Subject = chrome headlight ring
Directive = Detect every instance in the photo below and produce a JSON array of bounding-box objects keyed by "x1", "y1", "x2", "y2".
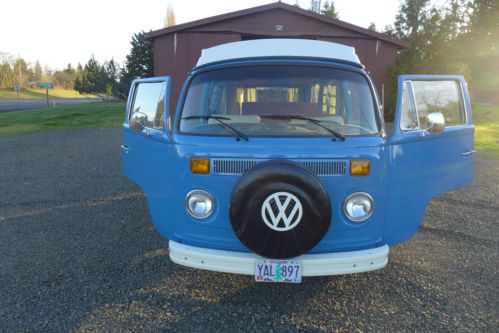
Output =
[
  {"x1": 186, "y1": 189, "x2": 215, "y2": 219},
  {"x1": 343, "y1": 192, "x2": 374, "y2": 222}
]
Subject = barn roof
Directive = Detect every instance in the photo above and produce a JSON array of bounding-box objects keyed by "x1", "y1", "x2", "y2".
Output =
[
  {"x1": 146, "y1": 2, "x2": 409, "y2": 49},
  {"x1": 196, "y1": 39, "x2": 361, "y2": 67}
]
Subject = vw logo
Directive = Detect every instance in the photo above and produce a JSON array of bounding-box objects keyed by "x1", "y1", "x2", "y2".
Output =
[{"x1": 261, "y1": 192, "x2": 303, "y2": 232}]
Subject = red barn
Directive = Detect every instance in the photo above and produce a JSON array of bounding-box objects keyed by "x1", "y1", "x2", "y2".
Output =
[{"x1": 147, "y1": 2, "x2": 409, "y2": 112}]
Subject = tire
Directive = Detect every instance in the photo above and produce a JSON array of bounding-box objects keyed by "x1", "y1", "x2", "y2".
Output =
[{"x1": 229, "y1": 160, "x2": 332, "y2": 259}]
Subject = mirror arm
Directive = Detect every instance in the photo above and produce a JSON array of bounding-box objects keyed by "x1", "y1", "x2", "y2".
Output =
[
  {"x1": 138, "y1": 122, "x2": 151, "y2": 136},
  {"x1": 421, "y1": 123, "x2": 435, "y2": 138},
  {"x1": 130, "y1": 111, "x2": 151, "y2": 135}
]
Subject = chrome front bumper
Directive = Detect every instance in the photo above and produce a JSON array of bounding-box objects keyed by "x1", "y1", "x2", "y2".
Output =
[{"x1": 169, "y1": 241, "x2": 389, "y2": 276}]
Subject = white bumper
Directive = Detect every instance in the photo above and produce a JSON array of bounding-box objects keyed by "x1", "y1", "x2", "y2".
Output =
[{"x1": 169, "y1": 241, "x2": 389, "y2": 276}]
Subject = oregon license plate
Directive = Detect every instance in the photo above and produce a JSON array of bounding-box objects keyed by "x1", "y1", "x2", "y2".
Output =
[{"x1": 255, "y1": 259, "x2": 302, "y2": 283}]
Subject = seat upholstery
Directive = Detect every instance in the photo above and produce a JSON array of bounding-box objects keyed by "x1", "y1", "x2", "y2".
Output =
[{"x1": 242, "y1": 102, "x2": 321, "y2": 117}]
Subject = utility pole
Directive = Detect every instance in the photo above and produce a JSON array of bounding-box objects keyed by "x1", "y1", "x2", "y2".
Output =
[
  {"x1": 18, "y1": 54, "x2": 22, "y2": 90},
  {"x1": 311, "y1": 0, "x2": 322, "y2": 13}
]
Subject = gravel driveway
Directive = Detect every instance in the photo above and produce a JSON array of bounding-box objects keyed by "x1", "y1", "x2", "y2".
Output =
[{"x1": 0, "y1": 128, "x2": 497, "y2": 332}]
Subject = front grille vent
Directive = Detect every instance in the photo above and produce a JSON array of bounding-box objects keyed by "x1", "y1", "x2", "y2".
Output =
[{"x1": 211, "y1": 158, "x2": 347, "y2": 176}]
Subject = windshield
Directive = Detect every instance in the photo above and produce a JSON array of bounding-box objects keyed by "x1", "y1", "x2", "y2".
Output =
[{"x1": 179, "y1": 65, "x2": 380, "y2": 137}]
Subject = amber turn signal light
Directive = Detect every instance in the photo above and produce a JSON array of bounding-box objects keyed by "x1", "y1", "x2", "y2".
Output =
[
  {"x1": 190, "y1": 158, "x2": 210, "y2": 174},
  {"x1": 350, "y1": 160, "x2": 370, "y2": 176}
]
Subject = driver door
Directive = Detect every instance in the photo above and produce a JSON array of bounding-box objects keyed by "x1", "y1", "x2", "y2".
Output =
[
  {"x1": 122, "y1": 77, "x2": 173, "y2": 195},
  {"x1": 384, "y1": 75, "x2": 475, "y2": 244}
]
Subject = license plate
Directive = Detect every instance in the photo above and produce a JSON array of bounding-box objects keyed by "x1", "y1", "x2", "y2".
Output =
[{"x1": 255, "y1": 259, "x2": 302, "y2": 283}]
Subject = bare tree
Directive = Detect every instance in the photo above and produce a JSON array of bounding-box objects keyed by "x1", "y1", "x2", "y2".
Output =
[{"x1": 164, "y1": 3, "x2": 176, "y2": 28}]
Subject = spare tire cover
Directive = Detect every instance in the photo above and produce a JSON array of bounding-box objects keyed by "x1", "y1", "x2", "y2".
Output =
[{"x1": 230, "y1": 160, "x2": 332, "y2": 259}]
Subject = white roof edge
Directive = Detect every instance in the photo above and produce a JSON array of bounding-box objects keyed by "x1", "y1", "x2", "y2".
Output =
[{"x1": 196, "y1": 39, "x2": 361, "y2": 67}]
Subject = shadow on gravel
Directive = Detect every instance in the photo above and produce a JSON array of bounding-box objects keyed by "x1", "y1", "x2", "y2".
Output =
[
  {"x1": 418, "y1": 224, "x2": 497, "y2": 247},
  {"x1": 75, "y1": 257, "x2": 482, "y2": 332},
  {"x1": 0, "y1": 195, "x2": 174, "y2": 332}
]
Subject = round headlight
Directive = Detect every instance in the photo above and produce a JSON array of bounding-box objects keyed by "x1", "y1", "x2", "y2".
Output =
[
  {"x1": 344, "y1": 192, "x2": 374, "y2": 222},
  {"x1": 186, "y1": 190, "x2": 215, "y2": 218}
]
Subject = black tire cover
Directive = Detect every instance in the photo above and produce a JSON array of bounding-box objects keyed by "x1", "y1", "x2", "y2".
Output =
[{"x1": 230, "y1": 160, "x2": 332, "y2": 259}]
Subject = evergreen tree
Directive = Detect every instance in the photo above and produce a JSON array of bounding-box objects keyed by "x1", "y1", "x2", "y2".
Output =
[
  {"x1": 74, "y1": 77, "x2": 81, "y2": 92},
  {"x1": 33, "y1": 61, "x2": 43, "y2": 82},
  {"x1": 80, "y1": 72, "x2": 89, "y2": 93},
  {"x1": 393, "y1": 0, "x2": 430, "y2": 40},
  {"x1": 63, "y1": 63, "x2": 75, "y2": 77},
  {"x1": 74, "y1": 57, "x2": 122, "y2": 95},
  {"x1": 321, "y1": 1, "x2": 339, "y2": 19},
  {"x1": 368, "y1": 22, "x2": 377, "y2": 31},
  {"x1": 461, "y1": 0, "x2": 499, "y2": 87},
  {"x1": 384, "y1": 0, "x2": 472, "y2": 120},
  {"x1": 119, "y1": 31, "x2": 154, "y2": 96},
  {"x1": 467, "y1": 0, "x2": 498, "y2": 45},
  {"x1": 104, "y1": 58, "x2": 120, "y2": 92},
  {"x1": 75, "y1": 63, "x2": 84, "y2": 87},
  {"x1": 83, "y1": 56, "x2": 106, "y2": 93}
]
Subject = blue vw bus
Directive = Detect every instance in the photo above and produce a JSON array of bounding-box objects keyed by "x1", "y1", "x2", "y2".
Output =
[{"x1": 122, "y1": 39, "x2": 474, "y2": 282}]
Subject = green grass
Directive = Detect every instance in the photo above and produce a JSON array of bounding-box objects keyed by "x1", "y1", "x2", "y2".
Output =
[
  {"x1": 0, "y1": 88, "x2": 98, "y2": 100},
  {"x1": 0, "y1": 102, "x2": 496, "y2": 156},
  {"x1": 0, "y1": 102, "x2": 125, "y2": 136},
  {"x1": 473, "y1": 104, "x2": 499, "y2": 156}
]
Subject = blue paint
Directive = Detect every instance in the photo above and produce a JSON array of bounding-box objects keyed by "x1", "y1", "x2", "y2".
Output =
[
  {"x1": 384, "y1": 75, "x2": 474, "y2": 243},
  {"x1": 122, "y1": 60, "x2": 474, "y2": 254}
]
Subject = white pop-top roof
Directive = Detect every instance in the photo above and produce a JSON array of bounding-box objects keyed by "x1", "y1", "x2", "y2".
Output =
[{"x1": 196, "y1": 39, "x2": 361, "y2": 67}]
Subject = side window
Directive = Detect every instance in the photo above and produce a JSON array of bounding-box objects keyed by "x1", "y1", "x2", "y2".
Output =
[
  {"x1": 400, "y1": 81, "x2": 418, "y2": 130},
  {"x1": 130, "y1": 82, "x2": 166, "y2": 129},
  {"x1": 401, "y1": 80, "x2": 465, "y2": 131}
]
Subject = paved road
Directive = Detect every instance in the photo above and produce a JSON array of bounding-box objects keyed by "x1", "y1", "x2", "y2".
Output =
[
  {"x1": 0, "y1": 128, "x2": 497, "y2": 332},
  {"x1": 0, "y1": 98, "x2": 103, "y2": 112}
]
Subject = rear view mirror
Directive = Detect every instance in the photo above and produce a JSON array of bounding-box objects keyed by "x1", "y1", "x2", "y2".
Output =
[
  {"x1": 424, "y1": 112, "x2": 445, "y2": 136},
  {"x1": 130, "y1": 112, "x2": 148, "y2": 133}
]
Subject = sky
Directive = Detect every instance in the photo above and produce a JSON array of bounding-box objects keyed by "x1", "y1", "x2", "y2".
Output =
[{"x1": 0, "y1": 0, "x2": 400, "y2": 70}]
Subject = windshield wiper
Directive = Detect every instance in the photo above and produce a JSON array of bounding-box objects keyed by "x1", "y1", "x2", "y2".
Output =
[
  {"x1": 182, "y1": 115, "x2": 249, "y2": 141},
  {"x1": 260, "y1": 115, "x2": 346, "y2": 141}
]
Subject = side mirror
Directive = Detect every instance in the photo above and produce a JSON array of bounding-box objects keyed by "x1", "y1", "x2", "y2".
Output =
[
  {"x1": 130, "y1": 112, "x2": 148, "y2": 133},
  {"x1": 424, "y1": 112, "x2": 445, "y2": 136}
]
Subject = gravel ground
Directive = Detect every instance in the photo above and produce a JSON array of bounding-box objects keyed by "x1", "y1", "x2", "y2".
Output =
[{"x1": 0, "y1": 128, "x2": 497, "y2": 332}]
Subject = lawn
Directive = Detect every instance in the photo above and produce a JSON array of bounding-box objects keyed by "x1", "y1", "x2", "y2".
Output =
[
  {"x1": 473, "y1": 104, "x2": 499, "y2": 156},
  {"x1": 0, "y1": 102, "x2": 125, "y2": 136},
  {"x1": 0, "y1": 103, "x2": 496, "y2": 157},
  {"x1": 0, "y1": 88, "x2": 98, "y2": 100}
]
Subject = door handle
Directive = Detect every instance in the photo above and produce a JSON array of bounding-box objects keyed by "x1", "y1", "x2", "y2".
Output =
[
  {"x1": 461, "y1": 150, "x2": 476, "y2": 156},
  {"x1": 120, "y1": 145, "x2": 130, "y2": 153}
]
